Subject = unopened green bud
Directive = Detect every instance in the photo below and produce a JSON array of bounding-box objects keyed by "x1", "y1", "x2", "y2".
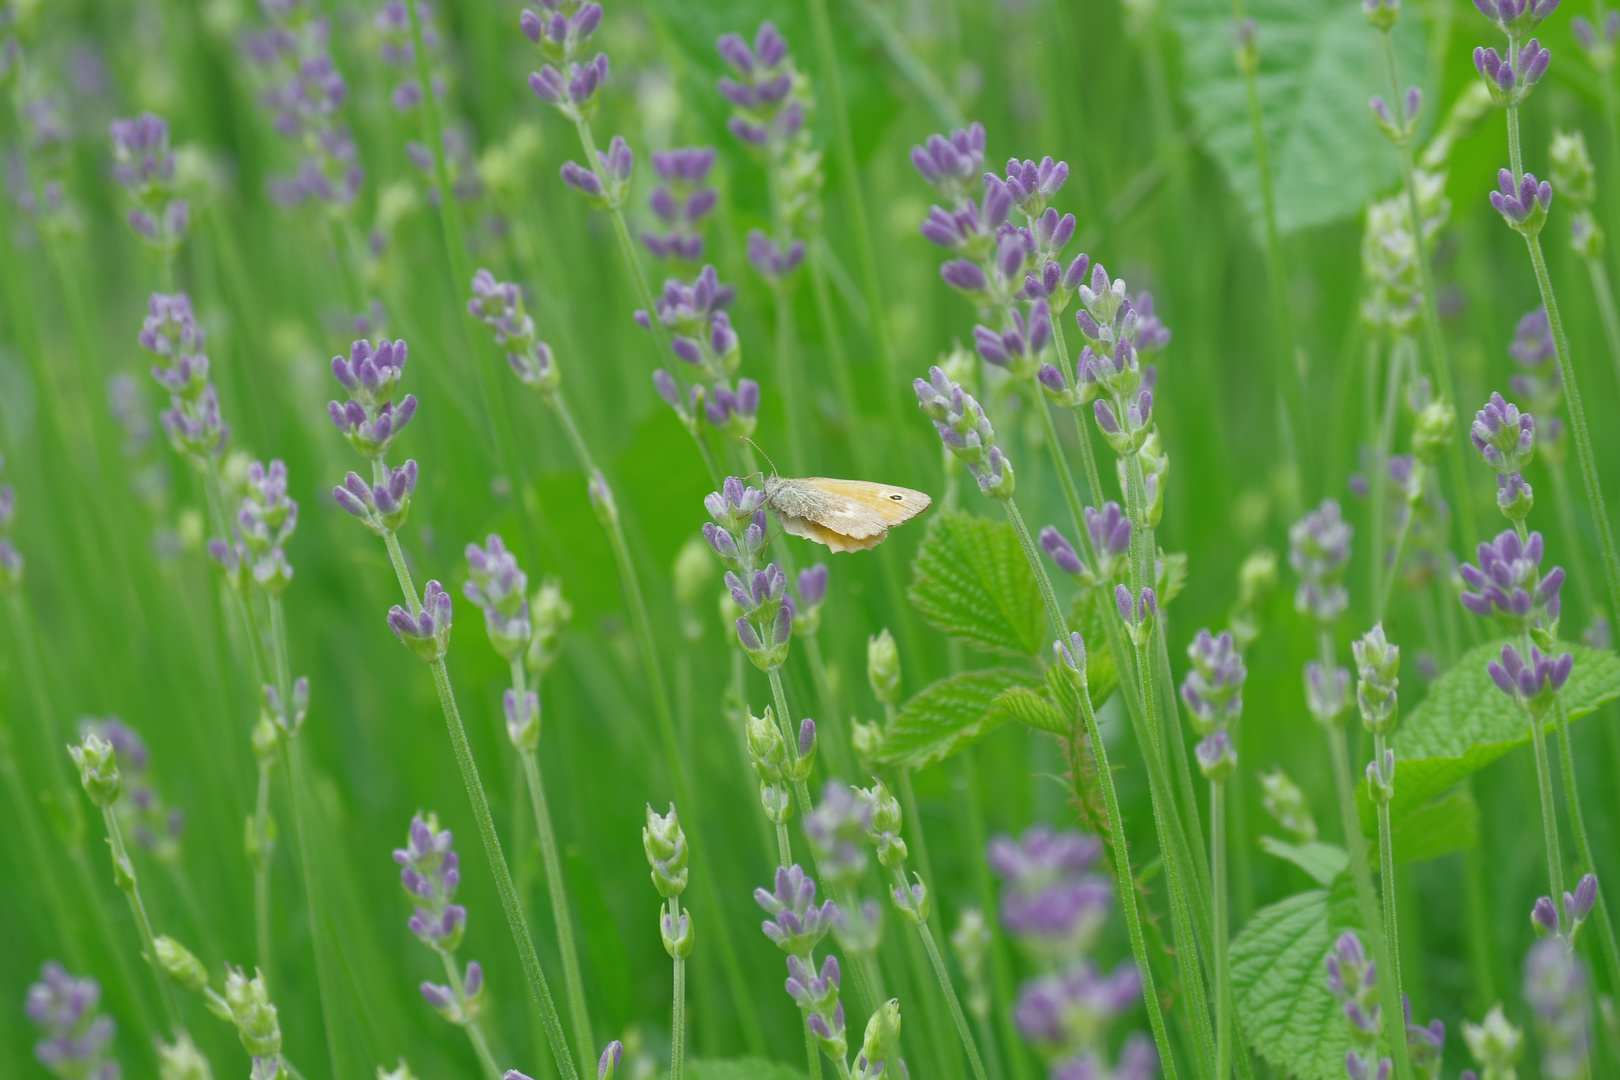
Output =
[
  {"x1": 155, "y1": 935, "x2": 209, "y2": 993},
  {"x1": 660, "y1": 908, "x2": 694, "y2": 958},
  {"x1": 1461, "y1": 1003, "x2": 1523, "y2": 1079},
  {"x1": 1412, "y1": 400, "x2": 1454, "y2": 467},
  {"x1": 1550, "y1": 130, "x2": 1597, "y2": 209},
  {"x1": 867, "y1": 629, "x2": 902, "y2": 704},
  {"x1": 1572, "y1": 210, "x2": 1606, "y2": 260},
  {"x1": 69, "y1": 733, "x2": 121, "y2": 807},
  {"x1": 1352, "y1": 623, "x2": 1401, "y2": 736},
  {"x1": 158, "y1": 1034, "x2": 214, "y2": 1080},
  {"x1": 643, "y1": 803, "x2": 689, "y2": 898},
  {"x1": 851, "y1": 720, "x2": 884, "y2": 771},
  {"x1": 854, "y1": 999, "x2": 904, "y2": 1080},
  {"x1": 1259, "y1": 767, "x2": 1318, "y2": 844},
  {"x1": 222, "y1": 966, "x2": 281, "y2": 1058},
  {"x1": 673, "y1": 536, "x2": 714, "y2": 640},
  {"x1": 1363, "y1": 0, "x2": 1400, "y2": 30},
  {"x1": 950, "y1": 909, "x2": 992, "y2": 1020},
  {"x1": 526, "y1": 579, "x2": 572, "y2": 676},
  {"x1": 747, "y1": 708, "x2": 789, "y2": 783},
  {"x1": 377, "y1": 1059, "x2": 418, "y2": 1080}
]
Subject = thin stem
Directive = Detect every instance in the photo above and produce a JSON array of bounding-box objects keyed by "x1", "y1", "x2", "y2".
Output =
[
  {"x1": 441, "y1": 949, "x2": 504, "y2": 1080},
  {"x1": 669, "y1": 895, "x2": 687, "y2": 1080},
  {"x1": 101, "y1": 804, "x2": 186, "y2": 1034},
  {"x1": 1048, "y1": 319, "x2": 1106, "y2": 506},
  {"x1": 6, "y1": 592, "x2": 85, "y2": 850},
  {"x1": 1001, "y1": 498, "x2": 1067, "y2": 645},
  {"x1": 281, "y1": 737, "x2": 346, "y2": 1080},
  {"x1": 1551, "y1": 694, "x2": 1620, "y2": 997},
  {"x1": 1373, "y1": 731, "x2": 1409, "y2": 1073},
  {"x1": 806, "y1": 246, "x2": 868, "y2": 472},
  {"x1": 889, "y1": 865, "x2": 991, "y2": 1080},
  {"x1": 374, "y1": 503, "x2": 579, "y2": 1080},
  {"x1": 1583, "y1": 256, "x2": 1620, "y2": 395},
  {"x1": 1377, "y1": 497, "x2": 1417, "y2": 623},
  {"x1": 1369, "y1": 336, "x2": 1406, "y2": 620},
  {"x1": 1212, "y1": 781, "x2": 1231, "y2": 1080},
  {"x1": 1074, "y1": 682, "x2": 1180, "y2": 1078},
  {"x1": 516, "y1": 654, "x2": 593, "y2": 1077},
  {"x1": 801, "y1": 634, "x2": 853, "y2": 778},
  {"x1": 253, "y1": 760, "x2": 275, "y2": 986},
  {"x1": 1033, "y1": 391, "x2": 1089, "y2": 540},
  {"x1": 1319, "y1": 633, "x2": 1414, "y2": 1080},
  {"x1": 1375, "y1": 26, "x2": 1479, "y2": 554}
]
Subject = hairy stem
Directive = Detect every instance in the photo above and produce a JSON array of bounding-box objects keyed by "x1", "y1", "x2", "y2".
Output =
[
  {"x1": 440, "y1": 948, "x2": 503, "y2": 1080},
  {"x1": 1212, "y1": 781, "x2": 1231, "y2": 1080},
  {"x1": 101, "y1": 804, "x2": 186, "y2": 1034}
]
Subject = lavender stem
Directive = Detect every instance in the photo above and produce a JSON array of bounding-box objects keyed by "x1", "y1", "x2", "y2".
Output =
[
  {"x1": 1211, "y1": 780, "x2": 1231, "y2": 1080},
  {"x1": 440, "y1": 947, "x2": 503, "y2": 1080},
  {"x1": 280, "y1": 729, "x2": 345, "y2": 1080},
  {"x1": 1581, "y1": 256, "x2": 1620, "y2": 392},
  {"x1": 99, "y1": 800, "x2": 186, "y2": 1034},
  {"x1": 669, "y1": 894, "x2": 687, "y2": 1080}
]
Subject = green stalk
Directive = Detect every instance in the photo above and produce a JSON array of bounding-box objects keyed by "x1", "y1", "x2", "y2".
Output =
[
  {"x1": 439, "y1": 948, "x2": 504, "y2": 1080},
  {"x1": 0, "y1": 715, "x2": 87, "y2": 968},
  {"x1": 280, "y1": 734, "x2": 346, "y2": 1080},
  {"x1": 1317, "y1": 630, "x2": 1413, "y2": 1080},
  {"x1": 375, "y1": 527, "x2": 581, "y2": 1080},
  {"x1": 1372, "y1": 731, "x2": 1408, "y2": 1066},
  {"x1": 1376, "y1": 494, "x2": 1417, "y2": 623},
  {"x1": 1550, "y1": 693, "x2": 1620, "y2": 999},
  {"x1": 1582, "y1": 255, "x2": 1620, "y2": 393},
  {"x1": 1374, "y1": 26, "x2": 1480, "y2": 553},
  {"x1": 804, "y1": 0, "x2": 908, "y2": 446},
  {"x1": 886, "y1": 864, "x2": 992, "y2": 1080},
  {"x1": 1369, "y1": 336, "x2": 1407, "y2": 622},
  {"x1": 511, "y1": 657, "x2": 594, "y2": 1077},
  {"x1": 1074, "y1": 680, "x2": 1181, "y2": 1078},
  {"x1": 1048, "y1": 316, "x2": 1107, "y2": 506},
  {"x1": 252, "y1": 758, "x2": 275, "y2": 989},
  {"x1": 1231, "y1": 0, "x2": 1306, "y2": 486},
  {"x1": 669, "y1": 895, "x2": 687, "y2": 1080},
  {"x1": 1000, "y1": 498, "x2": 1067, "y2": 645},
  {"x1": 1508, "y1": 103, "x2": 1620, "y2": 637},
  {"x1": 100, "y1": 802, "x2": 186, "y2": 1034},
  {"x1": 1211, "y1": 781, "x2": 1231, "y2": 1080},
  {"x1": 541, "y1": 395, "x2": 768, "y2": 1052}
]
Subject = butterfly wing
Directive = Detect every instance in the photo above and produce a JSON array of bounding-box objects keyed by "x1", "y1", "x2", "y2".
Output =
[{"x1": 768, "y1": 477, "x2": 932, "y2": 552}]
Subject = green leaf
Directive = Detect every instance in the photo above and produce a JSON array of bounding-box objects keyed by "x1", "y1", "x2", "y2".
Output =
[
  {"x1": 876, "y1": 668, "x2": 1043, "y2": 769},
  {"x1": 1231, "y1": 883, "x2": 1364, "y2": 1080},
  {"x1": 1354, "y1": 641, "x2": 1620, "y2": 830},
  {"x1": 1159, "y1": 551, "x2": 1189, "y2": 608},
  {"x1": 1385, "y1": 790, "x2": 1479, "y2": 867},
  {"x1": 1257, "y1": 837, "x2": 1348, "y2": 886},
  {"x1": 1167, "y1": 0, "x2": 1430, "y2": 234},
  {"x1": 908, "y1": 510, "x2": 1046, "y2": 657},
  {"x1": 993, "y1": 684, "x2": 1069, "y2": 736}
]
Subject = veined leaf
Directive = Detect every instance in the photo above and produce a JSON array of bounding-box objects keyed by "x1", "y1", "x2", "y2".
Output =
[
  {"x1": 1167, "y1": 0, "x2": 1430, "y2": 234},
  {"x1": 908, "y1": 510, "x2": 1047, "y2": 657},
  {"x1": 876, "y1": 668, "x2": 1042, "y2": 769},
  {"x1": 1231, "y1": 880, "x2": 1366, "y2": 1080},
  {"x1": 1258, "y1": 837, "x2": 1347, "y2": 886},
  {"x1": 1354, "y1": 642, "x2": 1620, "y2": 831},
  {"x1": 993, "y1": 684, "x2": 1069, "y2": 736}
]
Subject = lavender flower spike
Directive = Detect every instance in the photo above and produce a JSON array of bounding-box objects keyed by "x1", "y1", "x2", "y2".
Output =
[
  {"x1": 755, "y1": 864, "x2": 836, "y2": 957},
  {"x1": 388, "y1": 580, "x2": 454, "y2": 662},
  {"x1": 27, "y1": 962, "x2": 119, "y2": 1080},
  {"x1": 1490, "y1": 168, "x2": 1553, "y2": 235},
  {"x1": 1486, "y1": 642, "x2": 1573, "y2": 716}
]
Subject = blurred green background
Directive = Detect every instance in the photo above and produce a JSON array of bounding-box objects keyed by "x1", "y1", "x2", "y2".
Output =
[{"x1": 3, "y1": 0, "x2": 1620, "y2": 1076}]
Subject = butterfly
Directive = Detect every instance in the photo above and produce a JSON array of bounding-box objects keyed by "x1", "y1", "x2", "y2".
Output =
[{"x1": 763, "y1": 475, "x2": 933, "y2": 553}]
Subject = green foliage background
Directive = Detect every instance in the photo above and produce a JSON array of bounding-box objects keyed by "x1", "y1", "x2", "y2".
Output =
[{"x1": 3, "y1": 0, "x2": 1620, "y2": 1077}]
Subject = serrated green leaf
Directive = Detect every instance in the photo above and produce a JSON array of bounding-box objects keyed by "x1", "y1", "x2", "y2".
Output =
[
  {"x1": 1231, "y1": 882, "x2": 1366, "y2": 1080},
  {"x1": 993, "y1": 684, "x2": 1069, "y2": 736},
  {"x1": 1167, "y1": 0, "x2": 1430, "y2": 234},
  {"x1": 1159, "y1": 551, "x2": 1189, "y2": 608},
  {"x1": 1354, "y1": 642, "x2": 1620, "y2": 832},
  {"x1": 1258, "y1": 837, "x2": 1348, "y2": 886},
  {"x1": 907, "y1": 510, "x2": 1047, "y2": 657},
  {"x1": 1384, "y1": 790, "x2": 1479, "y2": 867},
  {"x1": 876, "y1": 668, "x2": 1042, "y2": 769}
]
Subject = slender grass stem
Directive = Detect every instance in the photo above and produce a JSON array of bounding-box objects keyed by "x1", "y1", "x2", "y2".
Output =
[
  {"x1": 1048, "y1": 319, "x2": 1107, "y2": 506},
  {"x1": 1372, "y1": 731, "x2": 1408, "y2": 1068},
  {"x1": 1377, "y1": 496, "x2": 1417, "y2": 624},
  {"x1": 1000, "y1": 498, "x2": 1067, "y2": 645},
  {"x1": 374, "y1": 524, "x2": 580, "y2": 1080},
  {"x1": 1582, "y1": 256, "x2": 1620, "y2": 393},
  {"x1": 1375, "y1": 27, "x2": 1479, "y2": 553},
  {"x1": 1317, "y1": 629, "x2": 1413, "y2": 1080},
  {"x1": 887, "y1": 865, "x2": 991, "y2": 1080},
  {"x1": 280, "y1": 736, "x2": 345, "y2": 1080},
  {"x1": 511, "y1": 656, "x2": 594, "y2": 1077},
  {"x1": 806, "y1": 247, "x2": 867, "y2": 471},
  {"x1": 0, "y1": 717, "x2": 87, "y2": 968},
  {"x1": 1550, "y1": 693, "x2": 1620, "y2": 996},
  {"x1": 1073, "y1": 681, "x2": 1180, "y2": 1078},
  {"x1": 1369, "y1": 336, "x2": 1408, "y2": 621},
  {"x1": 252, "y1": 758, "x2": 275, "y2": 986},
  {"x1": 1033, "y1": 392, "x2": 1089, "y2": 541},
  {"x1": 1211, "y1": 781, "x2": 1231, "y2": 1080},
  {"x1": 100, "y1": 803, "x2": 186, "y2": 1033}
]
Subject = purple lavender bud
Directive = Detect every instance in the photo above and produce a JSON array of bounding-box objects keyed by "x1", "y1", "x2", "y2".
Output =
[
  {"x1": 1037, "y1": 362, "x2": 1069, "y2": 396},
  {"x1": 798, "y1": 717, "x2": 816, "y2": 758},
  {"x1": 599, "y1": 1041, "x2": 624, "y2": 1080},
  {"x1": 1039, "y1": 526, "x2": 1086, "y2": 577},
  {"x1": 797, "y1": 564, "x2": 828, "y2": 608},
  {"x1": 1085, "y1": 502, "x2": 1132, "y2": 562},
  {"x1": 941, "y1": 259, "x2": 988, "y2": 293},
  {"x1": 1490, "y1": 168, "x2": 1554, "y2": 231},
  {"x1": 1520, "y1": 38, "x2": 1552, "y2": 85}
]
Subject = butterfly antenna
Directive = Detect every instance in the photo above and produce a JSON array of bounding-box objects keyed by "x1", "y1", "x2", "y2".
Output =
[{"x1": 739, "y1": 436, "x2": 780, "y2": 478}]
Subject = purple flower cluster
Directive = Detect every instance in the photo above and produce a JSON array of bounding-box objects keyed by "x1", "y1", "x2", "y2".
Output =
[
  {"x1": 468, "y1": 268, "x2": 560, "y2": 392},
  {"x1": 702, "y1": 478, "x2": 791, "y2": 667},
  {"x1": 464, "y1": 533, "x2": 533, "y2": 663},
  {"x1": 374, "y1": 1, "x2": 443, "y2": 112},
  {"x1": 1181, "y1": 628, "x2": 1246, "y2": 779},
  {"x1": 1458, "y1": 528, "x2": 1563, "y2": 632},
  {"x1": 328, "y1": 338, "x2": 418, "y2": 460},
  {"x1": 1289, "y1": 498, "x2": 1353, "y2": 626},
  {"x1": 1531, "y1": 872, "x2": 1598, "y2": 943},
  {"x1": 138, "y1": 293, "x2": 228, "y2": 463},
  {"x1": 716, "y1": 22, "x2": 801, "y2": 148},
  {"x1": 388, "y1": 580, "x2": 454, "y2": 663},
  {"x1": 1325, "y1": 931, "x2": 1386, "y2": 1080},
  {"x1": 1012, "y1": 963, "x2": 1146, "y2": 1068},
  {"x1": 230, "y1": 459, "x2": 298, "y2": 596},
  {"x1": 1487, "y1": 642, "x2": 1573, "y2": 716},
  {"x1": 1474, "y1": 39, "x2": 1550, "y2": 105},
  {"x1": 1508, "y1": 307, "x2": 1562, "y2": 417},
  {"x1": 26, "y1": 962, "x2": 119, "y2": 1080},
  {"x1": 915, "y1": 366, "x2": 1015, "y2": 498},
  {"x1": 1490, "y1": 168, "x2": 1554, "y2": 235},
  {"x1": 523, "y1": 0, "x2": 608, "y2": 121},
  {"x1": 1470, "y1": 391, "x2": 1536, "y2": 476},
  {"x1": 989, "y1": 827, "x2": 1114, "y2": 959},
  {"x1": 109, "y1": 112, "x2": 188, "y2": 254},
  {"x1": 1522, "y1": 936, "x2": 1592, "y2": 1078},
  {"x1": 756, "y1": 864, "x2": 836, "y2": 957},
  {"x1": 638, "y1": 265, "x2": 759, "y2": 437},
  {"x1": 241, "y1": 3, "x2": 364, "y2": 211},
  {"x1": 394, "y1": 813, "x2": 485, "y2": 1025},
  {"x1": 643, "y1": 148, "x2": 717, "y2": 262}
]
